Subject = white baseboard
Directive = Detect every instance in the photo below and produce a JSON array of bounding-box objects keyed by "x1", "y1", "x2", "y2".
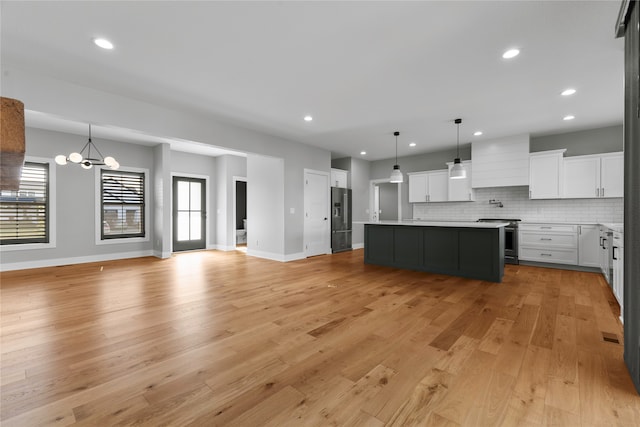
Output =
[
  {"x1": 284, "y1": 252, "x2": 306, "y2": 262},
  {"x1": 153, "y1": 250, "x2": 172, "y2": 259},
  {"x1": 0, "y1": 250, "x2": 155, "y2": 272},
  {"x1": 246, "y1": 249, "x2": 304, "y2": 262},
  {"x1": 353, "y1": 243, "x2": 364, "y2": 249},
  {"x1": 213, "y1": 244, "x2": 236, "y2": 251}
]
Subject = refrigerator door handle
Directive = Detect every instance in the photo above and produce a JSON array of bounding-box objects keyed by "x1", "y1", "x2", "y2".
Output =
[{"x1": 343, "y1": 193, "x2": 348, "y2": 226}]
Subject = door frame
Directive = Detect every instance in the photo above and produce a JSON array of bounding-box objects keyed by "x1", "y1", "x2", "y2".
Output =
[
  {"x1": 232, "y1": 176, "x2": 247, "y2": 247},
  {"x1": 370, "y1": 178, "x2": 402, "y2": 222},
  {"x1": 171, "y1": 173, "x2": 210, "y2": 251},
  {"x1": 303, "y1": 168, "x2": 331, "y2": 257}
]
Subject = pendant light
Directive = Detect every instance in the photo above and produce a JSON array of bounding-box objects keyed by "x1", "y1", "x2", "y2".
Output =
[
  {"x1": 55, "y1": 124, "x2": 119, "y2": 170},
  {"x1": 389, "y1": 131, "x2": 403, "y2": 183},
  {"x1": 450, "y1": 118, "x2": 466, "y2": 179}
]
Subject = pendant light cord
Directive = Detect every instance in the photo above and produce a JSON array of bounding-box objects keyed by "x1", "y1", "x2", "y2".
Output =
[{"x1": 456, "y1": 122, "x2": 460, "y2": 158}]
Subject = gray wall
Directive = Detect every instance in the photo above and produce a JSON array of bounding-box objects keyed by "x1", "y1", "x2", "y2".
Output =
[
  {"x1": 3, "y1": 65, "x2": 331, "y2": 258},
  {"x1": 171, "y1": 150, "x2": 217, "y2": 249},
  {"x1": 531, "y1": 125, "x2": 623, "y2": 156},
  {"x1": 1, "y1": 127, "x2": 156, "y2": 267},
  {"x1": 370, "y1": 146, "x2": 471, "y2": 220}
]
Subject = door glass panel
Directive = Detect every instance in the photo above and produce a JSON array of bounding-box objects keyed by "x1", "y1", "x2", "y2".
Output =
[
  {"x1": 190, "y1": 212, "x2": 201, "y2": 240},
  {"x1": 177, "y1": 212, "x2": 190, "y2": 241},
  {"x1": 178, "y1": 181, "x2": 190, "y2": 210},
  {"x1": 190, "y1": 182, "x2": 201, "y2": 211}
]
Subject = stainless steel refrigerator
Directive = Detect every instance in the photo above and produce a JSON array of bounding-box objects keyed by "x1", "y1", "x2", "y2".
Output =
[{"x1": 331, "y1": 187, "x2": 352, "y2": 253}]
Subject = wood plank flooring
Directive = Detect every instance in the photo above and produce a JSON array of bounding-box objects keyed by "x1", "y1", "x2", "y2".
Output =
[{"x1": 1, "y1": 249, "x2": 639, "y2": 426}]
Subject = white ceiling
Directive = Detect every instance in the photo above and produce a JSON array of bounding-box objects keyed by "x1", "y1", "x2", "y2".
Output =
[{"x1": 1, "y1": 1, "x2": 625, "y2": 161}]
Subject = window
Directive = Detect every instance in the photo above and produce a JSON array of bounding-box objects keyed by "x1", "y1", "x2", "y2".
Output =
[
  {"x1": 0, "y1": 162, "x2": 49, "y2": 245},
  {"x1": 101, "y1": 169, "x2": 145, "y2": 239}
]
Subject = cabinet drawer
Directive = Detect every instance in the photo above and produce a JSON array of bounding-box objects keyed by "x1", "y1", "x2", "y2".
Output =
[
  {"x1": 520, "y1": 224, "x2": 577, "y2": 233},
  {"x1": 520, "y1": 231, "x2": 577, "y2": 248},
  {"x1": 520, "y1": 247, "x2": 578, "y2": 264}
]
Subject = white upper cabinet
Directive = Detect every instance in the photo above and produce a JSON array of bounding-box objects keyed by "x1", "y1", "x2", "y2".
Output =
[
  {"x1": 408, "y1": 170, "x2": 448, "y2": 203},
  {"x1": 472, "y1": 134, "x2": 530, "y2": 188},
  {"x1": 563, "y1": 152, "x2": 623, "y2": 198},
  {"x1": 408, "y1": 173, "x2": 428, "y2": 203},
  {"x1": 427, "y1": 170, "x2": 449, "y2": 202},
  {"x1": 600, "y1": 153, "x2": 624, "y2": 198},
  {"x1": 529, "y1": 150, "x2": 565, "y2": 199},
  {"x1": 563, "y1": 156, "x2": 601, "y2": 198},
  {"x1": 330, "y1": 168, "x2": 348, "y2": 188},
  {"x1": 447, "y1": 160, "x2": 475, "y2": 201}
]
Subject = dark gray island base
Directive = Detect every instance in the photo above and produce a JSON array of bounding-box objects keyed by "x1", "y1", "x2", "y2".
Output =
[{"x1": 364, "y1": 222, "x2": 505, "y2": 283}]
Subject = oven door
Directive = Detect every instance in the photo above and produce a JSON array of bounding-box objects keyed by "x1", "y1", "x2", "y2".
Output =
[{"x1": 504, "y1": 226, "x2": 518, "y2": 264}]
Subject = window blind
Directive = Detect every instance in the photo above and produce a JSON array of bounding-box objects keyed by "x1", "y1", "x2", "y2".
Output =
[
  {"x1": 0, "y1": 162, "x2": 49, "y2": 244},
  {"x1": 101, "y1": 170, "x2": 145, "y2": 239}
]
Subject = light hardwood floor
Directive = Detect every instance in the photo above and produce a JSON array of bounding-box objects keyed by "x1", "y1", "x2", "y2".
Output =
[{"x1": 1, "y1": 249, "x2": 639, "y2": 426}]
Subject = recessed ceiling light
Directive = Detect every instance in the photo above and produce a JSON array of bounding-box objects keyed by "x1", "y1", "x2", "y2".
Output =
[
  {"x1": 409, "y1": 142, "x2": 416, "y2": 147},
  {"x1": 561, "y1": 88, "x2": 577, "y2": 96},
  {"x1": 473, "y1": 131, "x2": 483, "y2": 136},
  {"x1": 563, "y1": 115, "x2": 575, "y2": 121},
  {"x1": 93, "y1": 38, "x2": 114, "y2": 50},
  {"x1": 502, "y1": 48, "x2": 520, "y2": 59},
  {"x1": 360, "y1": 151, "x2": 366, "y2": 155},
  {"x1": 303, "y1": 115, "x2": 313, "y2": 122}
]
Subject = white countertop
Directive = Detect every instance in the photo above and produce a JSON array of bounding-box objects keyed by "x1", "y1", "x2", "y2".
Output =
[{"x1": 365, "y1": 220, "x2": 509, "y2": 228}]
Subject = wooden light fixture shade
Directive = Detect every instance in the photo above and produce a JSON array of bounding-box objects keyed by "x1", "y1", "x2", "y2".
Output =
[{"x1": 0, "y1": 97, "x2": 26, "y2": 191}]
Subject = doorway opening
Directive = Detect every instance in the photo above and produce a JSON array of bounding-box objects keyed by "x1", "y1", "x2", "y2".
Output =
[
  {"x1": 370, "y1": 178, "x2": 402, "y2": 222},
  {"x1": 234, "y1": 177, "x2": 247, "y2": 251},
  {"x1": 172, "y1": 176, "x2": 206, "y2": 252}
]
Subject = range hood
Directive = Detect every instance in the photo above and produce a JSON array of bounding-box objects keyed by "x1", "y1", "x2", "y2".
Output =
[{"x1": 0, "y1": 97, "x2": 26, "y2": 191}]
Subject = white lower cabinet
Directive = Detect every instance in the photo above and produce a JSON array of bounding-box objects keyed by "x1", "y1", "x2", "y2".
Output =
[
  {"x1": 519, "y1": 224, "x2": 578, "y2": 265},
  {"x1": 578, "y1": 225, "x2": 600, "y2": 267},
  {"x1": 612, "y1": 231, "x2": 624, "y2": 320}
]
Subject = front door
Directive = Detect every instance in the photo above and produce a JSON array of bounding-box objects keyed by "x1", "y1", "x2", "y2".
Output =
[{"x1": 173, "y1": 176, "x2": 206, "y2": 252}]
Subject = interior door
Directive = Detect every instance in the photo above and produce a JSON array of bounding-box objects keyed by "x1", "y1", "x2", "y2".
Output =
[
  {"x1": 173, "y1": 176, "x2": 206, "y2": 252},
  {"x1": 304, "y1": 170, "x2": 329, "y2": 257}
]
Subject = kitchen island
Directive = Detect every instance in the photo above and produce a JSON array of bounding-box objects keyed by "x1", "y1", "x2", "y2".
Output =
[{"x1": 364, "y1": 221, "x2": 508, "y2": 282}]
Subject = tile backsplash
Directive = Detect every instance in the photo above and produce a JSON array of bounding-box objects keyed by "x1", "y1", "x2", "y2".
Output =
[{"x1": 412, "y1": 186, "x2": 623, "y2": 223}]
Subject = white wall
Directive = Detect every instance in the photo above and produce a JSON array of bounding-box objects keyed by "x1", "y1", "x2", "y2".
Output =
[
  {"x1": 153, "y1": 143, "x2": 171, "y2": 258},
  {"x1": 247, "y1": 154, "x2": 285, "y2": 260},
  {"x1": 413, "y1": 186, "x2": 623, "y2": 223}
]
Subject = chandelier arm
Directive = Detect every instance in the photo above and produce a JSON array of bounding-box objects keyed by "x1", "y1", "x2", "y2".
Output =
[
  {"x1": 90, "y1": 141, "x2": 106, "y2": 161},
  {"x1": 75, "y1": 140, "x2": 91, "y2": 157}
]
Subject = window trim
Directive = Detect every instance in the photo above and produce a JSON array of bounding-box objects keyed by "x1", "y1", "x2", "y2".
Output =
[
  {"x1": 95, "y1": 165, "x2": 150, "y2": 245},
  {"x1": 0, "y1": 156, "x2": 57, "y2": 252}
]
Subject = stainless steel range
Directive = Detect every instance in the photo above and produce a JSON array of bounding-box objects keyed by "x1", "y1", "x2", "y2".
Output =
[{"x1": 477, "y1": 219, "x2": 521, "y2": 264}]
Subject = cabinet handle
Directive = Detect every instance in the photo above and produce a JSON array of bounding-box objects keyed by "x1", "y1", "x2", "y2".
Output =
[
  {"x1": 599, "y1": 236, "x2": 603, "y2": 246},
  {"x1": 596, "y1": 188, "x2": 600, "y2": 197},
  {"x1": 602, "y1": 188, "x2": 605, "y2": 197},
  {"x1": 540, "y1": 238, "x2": 552, "y2": 241},
  {"x1": 579, "y1": 225, "x2": 582, "y2": 235},
  {"x1": 529, "y1": 190, "x2": 532, "y2": 198},
  {"x1": 613, "y1": 246, "x2": 618, "y2": 260},
  {"x1": 540, "y1": 226, "x2": 552, "y2": 229},
  {"x1": 541, "y1": 253, "x2": 553, "y2": 257},
  {"x1": 602, "y1": 238, "x2": 607, "y2": 249}
]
